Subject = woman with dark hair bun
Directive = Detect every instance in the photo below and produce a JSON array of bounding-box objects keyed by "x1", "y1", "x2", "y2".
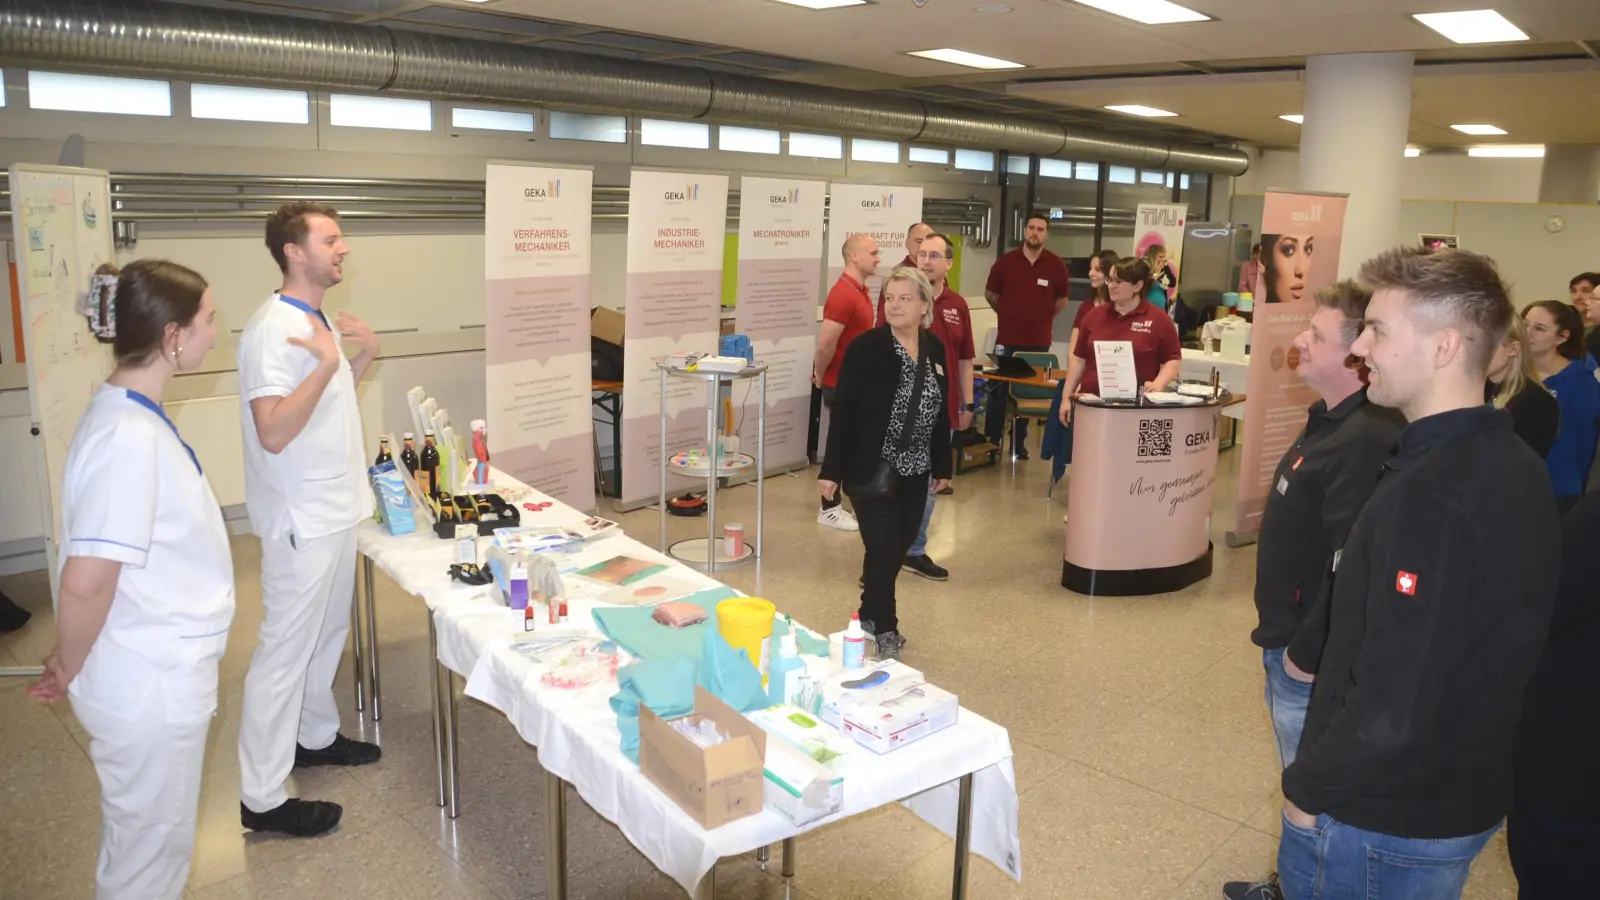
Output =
[
  {"x1": 1524, "y1": 299, "x2": 1600, "y2": 511},
  {"x1": 29, "y1": 259, "x2": 233, "y2": 898}
]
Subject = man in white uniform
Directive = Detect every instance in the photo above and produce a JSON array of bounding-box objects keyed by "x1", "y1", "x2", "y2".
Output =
[{"x1": 237, "y1": 201, "x2": 381, "y2": 836}]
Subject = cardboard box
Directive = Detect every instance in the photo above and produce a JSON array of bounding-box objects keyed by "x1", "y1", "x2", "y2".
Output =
[
  {"x1": 817, "y1": 661, "x2": 924, "y2": 729},
  {"x1": 639, "y1": 687, "x2": 767, "y2": 829},
  {"x1": 840, "y1": 681, "x2": 959, "y2": 755},
  {"x1": 762, "y1": 739, "x2": 844, "y2": 827},
  {"x1": 591, "y1": 306, "x2": 625, "y2": 346}
]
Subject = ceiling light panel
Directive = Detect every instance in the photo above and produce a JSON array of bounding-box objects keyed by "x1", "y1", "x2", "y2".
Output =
[
  {"x1": 908, "y1": 48, "x2": 1025, "y2": 69},
  {"x1": 1413, "y1": 10, "x2": 1528, "y2": 44},
  {"x1": 1279, "y1": 114, "x2": 1303, "y2": 124},
  {"x1": 1451, "y1": 123, "x2": 1508, "y2": 135},
  {"x1": 1071, "y1": 0, "x2": 1209, "y2": 25},
  {"x1": 1105, "y1": 104, "x2": 1178, "y2": 117},
  {"x1": 1467, "y1": 145, "x2": 1544, "y2": 158},
  {"x1": 768, "y1": 0, "x2": 869, "y2": 8}
]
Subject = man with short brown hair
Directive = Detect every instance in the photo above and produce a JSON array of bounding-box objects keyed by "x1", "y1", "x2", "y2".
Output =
[{"x1": 983, "y1": 214, "x2": 1069, "y2": 456}]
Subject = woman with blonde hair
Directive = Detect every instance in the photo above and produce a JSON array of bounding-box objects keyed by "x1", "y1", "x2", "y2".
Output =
[
  {"x1": 1487, "y1": 314, "x2": 1558, "y2": 458},
  {"x1": 1141, "y1": 243, "x2": 1177, "y2": 311},
  {"x1": 819, "y1": 267, "x2": 951, "y2": 660}
]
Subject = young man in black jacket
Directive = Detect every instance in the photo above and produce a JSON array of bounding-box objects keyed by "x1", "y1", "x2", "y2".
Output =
[
  {"x1": 1276, "y1": 248, "x2": 1562, "y2": 900},
  {"x1": 1223, "y1": 281, "x2": 1403, "y2": 900}
]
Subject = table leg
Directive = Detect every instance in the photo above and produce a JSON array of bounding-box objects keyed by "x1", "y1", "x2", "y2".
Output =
[
  {"x1": 756, "y1": 845, "x2": 769, "y2": 870},
  {"x1": 444, "y1": 666, "x2": 461, "y2": 818},
  {"x1": 543, "y1": 766, "x2": 569, "y2": 900},
  {"x1": 781, "y1": 837, "x2": 796, "y2": 879},
  {"x1": 694, "y1": 864, "x2": 716, "y2": 900},
  {"x1": 427, "y1": 614, "x2": 446, "y2": 808},
  {"x1": 349, "y1": 585, "x2": 366, "y2": 713},
  {"x1": 950, "y1": 773, "x2": 974, "y2": 900},
  {"x1": 363, "y1": 555, "x2": 383, "y2": 722}
]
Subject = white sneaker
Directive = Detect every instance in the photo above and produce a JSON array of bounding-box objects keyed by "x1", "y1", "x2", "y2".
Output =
[{"x1": 818, "y1": 506, "x2": 860, "y2": 531}]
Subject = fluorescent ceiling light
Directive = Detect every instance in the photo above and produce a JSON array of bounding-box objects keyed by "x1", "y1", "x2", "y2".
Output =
[
  {"x1": 1070, "y1": 0, "x2": 1209, "y2": 25},
  {"x1": 1413, "y1": 9, "x2": 1528, "y2": 44},
  {"x1": 1452, "y1": 123, "x2": 1508, "y2": 135},
  {"x1": 1405, "y1": 147, "x2": 1422, "y2": 157},
  {"x1": 1280, "y1": 114, "x2": 1304, "y2": 124},
  {"x1": 768, "y1": 0, "x2": 868, "y2": 8},
  {"x1": 1105, "y1": 104, "x2": 1177, "y2": 117},
  {"x1": 1467, "y1": 145, "x2": 1544, "y2": 158},
  {"x1": 907, "y1": 48, "x2": 1025, "y2": 69}
]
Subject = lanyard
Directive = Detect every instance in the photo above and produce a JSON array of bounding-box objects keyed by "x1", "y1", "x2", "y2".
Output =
[
  {"x1": 277, "y1": 293, "x2": 331, "y2": 331},
  {"x1": 124, "y1": 389, "x2": 202, "y2": 475}
]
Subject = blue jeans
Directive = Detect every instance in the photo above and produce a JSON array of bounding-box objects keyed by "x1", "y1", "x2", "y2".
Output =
[
  {"x1": 1264, "y1": 647, "x2": 1313, "y2": 769},
  {"x1": 1277, "y1": 814, "x2": 1496, "y2": 900},
  {"x1": 907, "y1": 477, "x2": 935, "y2": 557}
]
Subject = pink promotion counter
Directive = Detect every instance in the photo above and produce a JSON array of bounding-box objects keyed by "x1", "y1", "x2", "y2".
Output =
[{"x1": 1062, "y1": 396, "x2": 1227, "y2": 596}]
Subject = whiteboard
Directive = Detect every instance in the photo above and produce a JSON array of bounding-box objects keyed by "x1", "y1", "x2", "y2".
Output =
[{"x1": 7, "y1": 165, "x2": 115, "y2": 601}]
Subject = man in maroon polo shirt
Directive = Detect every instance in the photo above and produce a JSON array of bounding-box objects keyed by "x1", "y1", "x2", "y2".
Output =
[
  {"x1": 878, "y1": 222, "x2": 933, "y2": 324},
  {"x1": 983, "y1": 214, "x2": 1070, "y2": 456},
  {"x1": 811, "y1": 233, "x2": 880, "y2": 531},
  {"x1": 1057, "y1": 257, "x2": 1182, "y2": 426}
]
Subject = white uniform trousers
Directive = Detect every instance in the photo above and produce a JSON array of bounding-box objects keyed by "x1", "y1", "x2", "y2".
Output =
[
  {"x1": 73, "y1": 674, "x2": 213, "y2": 900},
  {"x1": 238, "y1": 525, "x2": 358, "y2": 812}
]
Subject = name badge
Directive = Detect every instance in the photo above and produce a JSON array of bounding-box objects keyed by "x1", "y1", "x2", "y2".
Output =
[
  {"x1": 1276, "y1": 476, "x2": 1289, "y2": 496},
  {"x1": 1332, "y1": 549, "x2": 1342, "y2": 572},
  {"x1": 932, "y1": 362, "x2": 945, "y2": 378},
  {"x1": 1036, "y1": 278, "x2": 1050, "y2": 287}
]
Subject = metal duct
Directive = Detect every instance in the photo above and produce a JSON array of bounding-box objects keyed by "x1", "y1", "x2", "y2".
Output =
[{"x1": 0, "y1": 0, "x2": 1250, "y2": 176}]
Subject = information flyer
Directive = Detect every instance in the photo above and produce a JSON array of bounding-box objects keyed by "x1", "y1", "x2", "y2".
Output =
[
  {"x1": 483, "y1": 163, "x2": 594, "y2": 510},
  {"x1": 620, "y1": 169, "x2": 731, "y2": 508},
  {"x1": 826, "y1": 183, "x2": 923, "y2": 299},
  {"x1": 735, "y1": 175, "x2": 825, "y2": 474},
  {"x1": 1231, "y1": 190, "x2": 1349, "y2": 541}
]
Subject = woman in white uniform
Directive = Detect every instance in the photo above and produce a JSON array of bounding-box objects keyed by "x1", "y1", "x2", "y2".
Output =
[{"x1": 30, "y1": 259, "x2": 232, "y2": 900}]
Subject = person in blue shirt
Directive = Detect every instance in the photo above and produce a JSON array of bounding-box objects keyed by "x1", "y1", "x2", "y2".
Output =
[{"x1": 1524, "y1": 300, "x2": 1600, "y2": 512}]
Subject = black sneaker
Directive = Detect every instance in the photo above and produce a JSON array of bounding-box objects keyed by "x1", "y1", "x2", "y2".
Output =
[
  {"x1": 1222, "y1": 874, "x2": 1283, "y2": 900},
  {"x1": 902, "y1": 555, "x2": 949, "y2": 581},
  {"x1": 241, "y1": 799, "x2": 343, "y2": 837},
  {"x1": 875, "y1": 631, "x2": 905, "y2": 661},
  {"x1": 1014, "y1": 446, "x2": 1031, "y2": 461},
  {"x1": 295, "y1": 734, "x2": 381, "y2": 768}
]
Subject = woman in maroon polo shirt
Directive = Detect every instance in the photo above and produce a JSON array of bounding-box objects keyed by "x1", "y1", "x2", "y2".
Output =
[
  {"x1": 1044, "y1": 250, "x2": 1120, "y2": 486},
  {"x1": 1056, "y1": 257, "x2": 1182, "y2": 427}
]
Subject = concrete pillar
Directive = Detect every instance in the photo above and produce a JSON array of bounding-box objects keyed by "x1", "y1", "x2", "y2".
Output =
[
  {"x1": 1537, "y1": 144, "x2": 1600, "y2": 204},
  {"x1": 1298, "y1": 52, "x2": 1414, "y2": 277}
]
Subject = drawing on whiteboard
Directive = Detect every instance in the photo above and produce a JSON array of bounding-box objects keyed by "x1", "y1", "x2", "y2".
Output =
[
  {"x1": 82, "y1": 193, "x2": 98, "y2": 228},
  {"x1": 27, "y1": 226, "x2": 44, "y2": 251}
]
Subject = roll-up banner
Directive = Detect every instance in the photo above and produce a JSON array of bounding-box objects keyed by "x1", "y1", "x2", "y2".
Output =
[
  {"x1": 826, "y1": 183, "x2": 923, "y2": 299},
  {"x1": 620, "y1": 170, "x2": 732, "y2": 509},
  {"x1": 1228, "y1": 190, "x2": 1349, "y2": 544},
  {"x1": 735, "y1": 176, "x2": 826, "y2": 475},
  {"x1": 483, "y1": 163, "x2": 595, "y2": 510},
  {"x1": 1135, "y1": 202, "x2": 1188, "y2": 284}
]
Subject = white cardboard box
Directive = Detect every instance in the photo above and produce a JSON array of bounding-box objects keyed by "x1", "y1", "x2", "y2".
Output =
[
  {"x1": 839, "y1": 681, "x2": 959, "y2": 754},
  {"x1": 762, "y1": 740, "x2": 844, "y2": 827},
  {"x1": 817, "y1": 661, "x2": 925, "y2": 729}
]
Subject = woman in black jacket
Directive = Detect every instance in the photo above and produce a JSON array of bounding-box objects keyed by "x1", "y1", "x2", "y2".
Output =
[
  {"x1": 1488, "y1": 313, "x2": 1559, "y2": 458},
  {"x1": 819, "y1": 267, "x2": 952, "y2": 660}
]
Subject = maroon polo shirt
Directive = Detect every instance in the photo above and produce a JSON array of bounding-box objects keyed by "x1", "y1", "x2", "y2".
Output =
[
  {"x1": 821, "y1": 273, "x2": 873, "y2": 389},
  {"x1": 928, "y1": 284, "x2": 976, "y2": 424},
  {"x1": 985, "y1": 247, "x2": 1070, "y2": 347},
  {"x1": 877, "y1": 255, "x2": 916, "y2": 325},
  {"x1": 1072, "y1": 299, "x2": 1181, "y2": 397}
]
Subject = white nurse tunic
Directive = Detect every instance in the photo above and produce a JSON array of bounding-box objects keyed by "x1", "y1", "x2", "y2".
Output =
[{"x1": 63, "y1": 384, "x2": 236, "y2": 900}]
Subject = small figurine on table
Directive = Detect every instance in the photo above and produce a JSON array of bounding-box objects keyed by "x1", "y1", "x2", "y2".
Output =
[{"x1": 470, "y1": 418, "x2": 491, "y2": 487}]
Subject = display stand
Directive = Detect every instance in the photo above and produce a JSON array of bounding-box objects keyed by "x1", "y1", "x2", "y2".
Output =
[{"x1": 657, "y1": 362, "x2": 767, "y2": 573}]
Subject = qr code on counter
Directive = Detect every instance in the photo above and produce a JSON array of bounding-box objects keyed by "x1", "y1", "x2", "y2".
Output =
[{"x1": 1138, "y1": 418, "x2": 1174, "y2": 458}]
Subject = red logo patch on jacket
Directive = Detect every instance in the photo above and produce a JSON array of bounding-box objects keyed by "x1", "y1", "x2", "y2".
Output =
[{"x1": 1396, "y1": 571, "x2": 1418, "y2": 596}]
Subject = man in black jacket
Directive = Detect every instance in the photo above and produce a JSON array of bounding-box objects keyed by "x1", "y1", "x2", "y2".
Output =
[
  {"x1": 1276, "y1": 248, "x2": 1561, "y2": 900},
  {"x1": 1509, "y1": 492, "x2": 1600, "y2": 897},
  {"x1": 1223, "y1": 281, "x2": 1403, "y2": 900}
]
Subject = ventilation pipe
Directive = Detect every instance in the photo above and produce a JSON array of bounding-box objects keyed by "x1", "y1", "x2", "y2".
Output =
[{"x1": 0, "y1": 0, "x2": 1249, "y2": 176}]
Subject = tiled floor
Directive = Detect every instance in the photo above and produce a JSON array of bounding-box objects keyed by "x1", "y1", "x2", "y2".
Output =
[{"x1": 0, "y1": 447, "x2": 1520, "y2": 899}]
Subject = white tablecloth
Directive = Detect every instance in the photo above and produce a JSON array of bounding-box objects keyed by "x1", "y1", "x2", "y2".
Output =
[
  {"x1": 1180, "y1": 348, "x2": 1250, "y2": 395},
  {"x1": 357, "y1": 476, "x2": 1022, "y2": 896}
]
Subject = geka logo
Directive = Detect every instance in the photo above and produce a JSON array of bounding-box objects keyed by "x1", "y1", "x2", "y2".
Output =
[
  {"x1": 770, "y1": 188, "x2": 801, "y2": 204},
  {"x1": 1291, "y1": 203, "x2": 1323, "y2": 224},
  {"x1": 523, "y1": 179, "x2": 561, "y2": 199},
  {"x1": 861, "y1": 193, "x2": 895, "y2": 209},
  {"x1": 665, "y1": 183, "x2": 700, "y2": 201},
  {"x1": 1185, "y1": 427, "x2": 1213, "y2": 448}
]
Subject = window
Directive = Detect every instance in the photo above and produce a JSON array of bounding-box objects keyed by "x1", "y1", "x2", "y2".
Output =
[
  {"x1": 909, "y1": 146, "x2": 949, "y2": 165},
  {"x1": 640, "y1": 118, "x2": 709, "y2": 149},
  {"x1": 1141, "y1": 169, "x2": 1167, "y2": 185},
  {"x1": 1181, "y1": 173, "x2": 1191, "y2": 190},
  {"x1": 788, "y1": 131, "x2": 842, "y2": 159},
  {"x1": 191, "y1": 84, "x2": 308, "y2": 124},
  {"x1": 0, "y1": 70, "x2": 6, "y2": 108},
  {"x1": 1038, "y1": 158, "x2": 1073, "y2": 179},
  {"x1": 549, "y1": 110, "x2": 626, "y2": 143},
  {"x1": 1108, "y1": 165, "x2": 1137, "y2": 185},
  {"x1": 954, "y1": 148, "x2": 994, "y2": 171},
  {"x1": 1006, "y1": 155, "x2": 1031, "y2": 175},
  {"x1": 719, "y1": 125, "x2": 780, "y2": 154},
  {"x1": 28, "y1": 71, "x2": 171, "y2": 117},
  {"x1": 1075, "y1": 162, "x2": 1100, "y2": 181},
  {"x1": 451, "y1": 107, "x2": 534, "y2": 133},
  {"x1": 329, "y1": 94, "x2": 432, "y2": 131},
  {"x1": 851, "y1": 138, "x2": 900, "y2": 164}
]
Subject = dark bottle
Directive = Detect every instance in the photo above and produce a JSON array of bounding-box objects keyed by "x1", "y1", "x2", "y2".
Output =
[
  {"x1": 374, "y1": 437, "x2": 393, "y2": 467},
  {"x1": 400, "y1": 432, "x2": 420, "y2": 477},
  {"x1": 420, "y1": 430, "x2": 441, "y2": 500}
]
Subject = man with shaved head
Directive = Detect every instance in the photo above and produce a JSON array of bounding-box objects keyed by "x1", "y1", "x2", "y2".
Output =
[{"x1": 812, "y1": 234, "x2": 881, "y2": 531}]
